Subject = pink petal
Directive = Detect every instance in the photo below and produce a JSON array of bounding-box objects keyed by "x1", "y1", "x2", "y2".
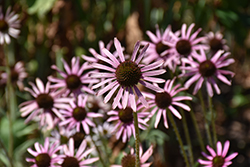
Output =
[
  {"x1": 114, "y1": 38, "x2": 125, "y2": 62},
  {"x1": 169, "y1": 105, "x2": 182, "y2": 119},
  {"x1": 222, "y1": 140, "x2": 230, "y2": 157},
  {"x1": 131, "y1": 41, "x2": 141, "y2": 62},
  {"x1": 217, "y1": 141, "x2": 222, "y2": 156}
]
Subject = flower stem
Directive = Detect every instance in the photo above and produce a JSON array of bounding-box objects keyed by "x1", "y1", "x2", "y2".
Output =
[
  {"x1": 133, "y1": 111, "x2": 140, "y2": 167},
  {"x1": 208, "y1": 95, "x2": 217, "y2": 148},
  {"x1": 187, "y1": 101, "x2": 206, "y2": 152},
  {"x1": 4, "y1": 44, "x2": 14, "y2": 167},
  {"x1": 89, "y1": 130, "x2": 106, "y2": 167},
  {"x1": 198, "y1": 91, "x2": 213, "y2": 147},
  {"x1": 168, "y1": 110, "x2": 190, "y2": 167},
  {"x1": 179, "y1": 108, "x2": 194, "y2": 166},
  {"x1": 0, "y1": 137, "x2": 13, "y2": 167}
]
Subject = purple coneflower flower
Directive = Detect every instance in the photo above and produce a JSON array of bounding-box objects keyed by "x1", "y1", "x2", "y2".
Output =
[
  {"x1": 204, "y1": 31, "x2": 229, "y2": 54},
  {"x1": 59, "y1": 138, "x2": 99, "y2": 167},
  {"x1": 59, "y1": 94, "x2": 103, "y2": 134},
  {"x1": 142, "y1": 78, "x2": 192, "y2": 129},
  {"x1": 0, "y1": 6, "x2": 20, "y2": 44},
  {"x1": 111, "y1": 145, "x2": 153, "y2": 167},
  {"x1": 142, "y1": 25, "x2": 180, "y2": 72},
  {"x1": 19, "y1": 78, "x2": 70, "y2": 129},
  {"x1": 198, "y1": 140, "x2": 238, "y2": 167},
  {"x1": 48, "y1": 57, "x2": 98, "y2": 96},
  {"x1": 180, "y1": 48, "x2": 235, "y2": 97},
  {"x1": 26, "y1": 137, "x2": 62, "y2": 167},
  {"x1": 163, "y1": 23, "x2": 208, "y2": 59},
  {"x1": 107, "y1": 103, "x2": 149, "y2": 143},
  {"x1": 91, "y1": 37, "x2": 165, "y2": 111},
  {"x1": 1, "y1": 61, "x2": 27, "y2": 90}
]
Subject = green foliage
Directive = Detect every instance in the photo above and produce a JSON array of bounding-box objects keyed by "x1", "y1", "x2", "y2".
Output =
[{"x1": 28, "y1": 0, "x2": 57, "y2": 19}]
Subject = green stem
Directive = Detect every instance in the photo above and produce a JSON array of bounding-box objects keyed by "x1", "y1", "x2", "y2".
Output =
[
  {"x1": 208, "y1": 95, "x2": 217, "y2": 148},
  {"x1": 0, "y1": 137, "x2": 13, "y2": 167},
  {"x1": 89, "y1": 131, "x2": 106, "y2": 167},
  {"x1": 198, "y1": 91, "x2": 213, "y2": 147},
  {"x1": 187, "y1": 101, "x2": 206, "y2": 152},
  {"x1": 179, "y1": 108, "x2": 194, "y2": 166},
  {"x1": 168, "y1": 110, "x2": 190, "y2": 167},
  {"x1": 133, "y1": 111, "x2": 140, "y2": 167},
  {"x1": 4, "y1": 44, "x2": 14, "y2": 167},
  {"x1": 92, "y1": 119, "x2": 110, "y2": 166}
]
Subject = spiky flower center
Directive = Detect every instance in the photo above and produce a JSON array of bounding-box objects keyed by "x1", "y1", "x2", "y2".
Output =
[
  {"x1": 72, "y1": 107, "x2": 87, "y2": 122},
  {"x1": 36, "y1": 93, "x2": 54, "y2": 109},
  {"x1": 71, "y1": 132, "x2": 85, "y2": 149},
  {"x1": 118, "y1": 107, "x2": 134, "y2": 124},
  {"x1": 62, "y1": 156, "x2": 80, "y2": 167},
  {"x1": 155, "y1": 92, "x2": 172, "y2": 109},
  {"x1": 209, "y1": 38, "x2": 223, "y2": 52},
  {"x1": 66, "y1": 74, "x2": 82, "y2": 90},
  {"x1": 115, "y1": 60, "x2": 142, "y2": 87},
  {"x1": 176, "y1": 39, "x2": 192, "y2": 56},
  {"x1": 199, "y1": 60, "x2": 216, "y2": 77},
  {"x1": 35, "y1": 153, "x2": 51, "y2": 167},
  {"x1": 121, "y1": 154, "x2": 136, "y2": 167},
  {"x1": 156, "y1": 41, "x2": 170, "y2": 55},
  {"x1": 0, "y1": 19, "x2": 9, "y2": 32},
  {"x1": 212, "y1": 156, "x2": 225, "y2": 167},
  {"x1": 10, "y1": 69, "x2": 19, "y2": 83}
]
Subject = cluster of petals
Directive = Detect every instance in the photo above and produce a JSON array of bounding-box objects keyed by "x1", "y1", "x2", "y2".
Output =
[
  {"x1": 142, "y1": 78, "x2": 192, "y2": 129},
  {"x1": 1, "y1": 61, "x2": 27, "y2": 90},
  {"x1": 59, "y1": 94, "x2": 103, "y2": 134},
  {"x1": 0, "y1": 6, "x2": 20, "y2": 44},
  {"x1": 141, "y1": 25, "x2": 180, "y2": 71},
  {"x1": 91, "y1": 37, "x2": 165, "y2": 111},
  {"x1": 26, "y1": 137, "x2": 62, "y2": 167},
  {"x1": 82, "y1": 40, "x2": 114, "y2": 63},
  {"x1": 27, "y1": 137, "x2": 99, "y2": 167},
  {"x1": 180, "y1": 48, "x2": 235, "y2": 97},
  {"x1": 19, "y1": 78, "x2": 70, "y2": 130},
  {"x1": 162, "y1": 23, "x2": 208, "y2": 59},
  {"x1": 48, "y1": 57, "x2": 98, "y2": 96},
  {"x1": 198, "y1": 140, "x2": 238, "y2": 167},
  {"x1": 58, "y1": 138, "x2": 99, "y2": 167},
  {"x1": 204, "y1": 31, "x2": 229, "y2": 53},
  {"x1": 107, "y1": 103, "x2": 149, "y2": 143}
]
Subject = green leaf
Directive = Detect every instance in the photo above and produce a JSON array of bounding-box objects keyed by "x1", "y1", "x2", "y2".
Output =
[{"x1": 28, "y1": 0, "x2": 57, "y2": 18}]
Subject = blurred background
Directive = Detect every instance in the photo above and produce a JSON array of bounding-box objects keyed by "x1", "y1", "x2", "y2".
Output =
[{"x1": 0, "y1": 0, "x2": 250, "y2": 166}]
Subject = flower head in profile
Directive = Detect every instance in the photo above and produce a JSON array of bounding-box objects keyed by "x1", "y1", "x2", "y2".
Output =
[
  {"x1": 142, "y1": 25, "x2": 180, "y2": 72},
  {"x1": 48, "y1": 57, "x2": 98, "y2": 96},
  {"x1": 59, "y1": 94, "x2": 103, "y2": 134},
  {"x1": 180, "y1": 48, "x2": 235, "y2": 97},
  {"x1": 1, "y1": 61, "x2": 27, "y2": 90},
  {"x1": 59, "y1": 138, "x2": 99, "y2": 167},
  {"x1": 111, "y1": 145, "x2": 153, "y2": 167},
  {"x1": 142, "y1": 78, "x2": 192, "y2": 129},
  {"x1": 198, "y1": 140, "x2": 238, "y2": 167},
  {"x1": 0, "y1": 6, "x2": 20, "y2": 44},
  {"x1": 107, "y1": 103, "x2": 149, "y2": 143},
  {"x1": 163, "y1": 23, "x2": 208, "y2": 59},
  {"x1": 26, "y1": 137, "x2": 62, "y2": 167},
  {"x1": 91, "y1": 37, "x2": 165, "y2": 111},
  {"x1": 19, "y1": 78, "x2": 70, "y2": 130},
  {"x1": 204, "y1": 31, "x2": 229, "y2": 54}
]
